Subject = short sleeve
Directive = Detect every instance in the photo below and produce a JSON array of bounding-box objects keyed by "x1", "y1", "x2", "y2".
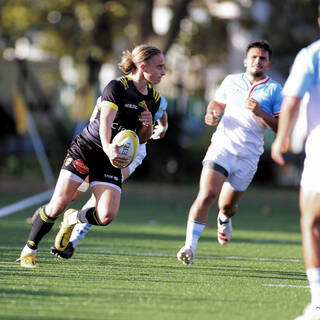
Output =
[
  {"x1": 154, "y1": 96, "x2": 168, "y2": 121},
  {"x1": 100, "y1": 80, "x2": 123, "y2": 111},
  {"x1": 272, "y1": 85, "x2": 283, "y2": 117},
  {"x1": 214, "y1": 76, "x2": 230, "y2": 104}
]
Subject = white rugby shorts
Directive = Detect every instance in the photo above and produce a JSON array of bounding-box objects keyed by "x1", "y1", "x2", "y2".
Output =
[
  {"x1": 203, "y1": 143, "x2": 259, "y2": 191},
  {"x1": 300, "y1": 153, "x2": 320, "y2": 193}
]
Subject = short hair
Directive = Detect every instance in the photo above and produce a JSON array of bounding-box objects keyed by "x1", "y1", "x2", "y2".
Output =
[
  {"x1": 118, "y1": 44, "x2": 162, "y2": 74},
  {"x1": 246, "y1": 40, "x2": 272, "y2": 60}
]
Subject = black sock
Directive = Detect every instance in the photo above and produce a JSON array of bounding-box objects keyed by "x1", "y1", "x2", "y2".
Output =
[
  {"x1": 27, "y1": 206, "x2": 57, "y2": 250},
  {"x1": 77, "y1": 207, "x2": 104, "y2": 225}
]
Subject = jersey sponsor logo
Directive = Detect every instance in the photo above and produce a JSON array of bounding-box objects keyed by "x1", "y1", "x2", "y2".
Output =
[
  {"x1": 73, "y1": 159, "x2": 89, "y2": 174},
  {"x1": 104, "y1": 174, "x2": 119, "y2": 181},
  {"x1": 124, "y1": 103, "x2": 139, "y2": 110},
  {"x1": 111, "y1": 122, "x2": 125, "y2": 132}
]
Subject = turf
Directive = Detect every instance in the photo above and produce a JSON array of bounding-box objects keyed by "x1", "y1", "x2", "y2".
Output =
[{"x1": 0, "y1": 182, "x2": 308, "y2": 320}]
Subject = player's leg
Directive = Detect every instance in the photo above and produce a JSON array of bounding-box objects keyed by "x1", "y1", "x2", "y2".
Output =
[
  {"x1": 216, "y1": 155, "x2": 257, "y2": 245},
  {"x1": 54, "y1": 183, "x2": 121, "y2": 252},
  {"x1": 51, "y1": 141, "x2": 146, "y2": 258},
  {"x1": 51, "y1": 157, "x2": 137, "y2": 258},
  {"x1": 217, "y1": 183, "x2": 244, "y2": 245},
  {"x1": 177, "y1": 164, "x2": 226, "y2": 265},
  {"x1": 71, "y1": 176, "x2": 90, "y2": 201},
  {"x1": 18, "y1": 170, "x2": 82, "y2": 267},
  {"x1": 298, "y1": 188, "x2": 320, "y2": 319},
  {"x1": 50, "y1": 193, "x2": 96, "y2": 258}
]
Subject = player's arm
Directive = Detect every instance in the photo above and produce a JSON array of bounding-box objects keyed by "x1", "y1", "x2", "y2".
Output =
[
  {"x1": 100, "y1": 104, "x2": 129, "y2": 167},
  {"x1": 245, "y1": 97, "x2": 278, "y2": 132},
  {"x1": 204, "y1": 100, "x2": 225, "y2": 126},
  {"x1": 271, "y1": 96, "x2": 301, "y2": 165},
  {"x1": 151, "y1": 111, "x2": 168, "y2": 140},
  {"x1": 121, "y1": 143, "x2": 147, "y2": 180},
  {"x1": 137, "y1": 105, "x2": 153, "y2": 143}
]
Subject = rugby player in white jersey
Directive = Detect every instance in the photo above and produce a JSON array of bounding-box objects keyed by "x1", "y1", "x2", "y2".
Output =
[
  {"x1": 50, "y1": 96, "x2": 168, "y2": 259},
  {"x1": 177, "y1": 40, "x2": 283, "y2": 265},
  {"x1": 272, "y1": 4, "x2": 320, "y2": 319}
]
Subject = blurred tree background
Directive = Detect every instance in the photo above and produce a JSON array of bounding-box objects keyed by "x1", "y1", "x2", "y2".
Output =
[{"x1": 0, "y1": 0, "x2": 318, "y2": 187}]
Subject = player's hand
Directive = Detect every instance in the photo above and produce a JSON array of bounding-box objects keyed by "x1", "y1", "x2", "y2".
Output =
[
  {"x1": 245, "y1": 98, "x2": 263, "y2": 117},
  {"x1": 139, "y1": 104, "x2": 153, "y2": 127},
  {"x1": 104, "y1": 143, "x2": 130, "y2": 168},
  {"x1": 151, "y1": 123, "x2": 168, "y2": 140},
  {"x1": 271, "y1": 137, "x2": 289, "y2": 166},
  {"x1": 205, "y1": 110, "x2": 220, "y2": 126}
]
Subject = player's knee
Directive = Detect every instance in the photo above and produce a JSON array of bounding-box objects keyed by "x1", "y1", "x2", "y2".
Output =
[
  {"x1": 198, "y1": 190, "x2": 218, "y2": 207},
  {"x1": 98, "y1": 210, "x2": 117, "y2": 226},
  {"x1": 46, "y1": 200, "x2": 68, "y2": 217},
  {"x1": 300, "y1": 214, "x2": 320, "y2": 230}
]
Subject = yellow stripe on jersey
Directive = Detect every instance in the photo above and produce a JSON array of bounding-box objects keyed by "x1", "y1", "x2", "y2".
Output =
[
  {"x1": 153, "y1": 89, "x2": 160, "y2": 102},
  {"x1": 99, "y1": 100, "x2": 118, "y2": 112},
  {"x1": 119, "y1": 76, "x2": 129, "y2": 90}
]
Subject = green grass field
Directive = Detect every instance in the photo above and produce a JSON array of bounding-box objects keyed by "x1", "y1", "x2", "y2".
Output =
[{"x1": 0, "y1": 182, "x2": 309, "y2": 320}]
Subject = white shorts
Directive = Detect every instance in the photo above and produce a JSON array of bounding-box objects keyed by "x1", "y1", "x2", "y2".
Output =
[
  {"x1": 203, "y1": 143, "x2": 258, "y2": 191},
  {"x1": 300, "y1": 154, "x2": 320, "y2": 193}
]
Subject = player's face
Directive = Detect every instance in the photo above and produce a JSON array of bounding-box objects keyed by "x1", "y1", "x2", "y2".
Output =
[
  {"x1": 244, "y1": 48, "x2": 271, "y2": 79},
  {"x1": 143, "y1": 54, "x2": 166, "y2": 85}
]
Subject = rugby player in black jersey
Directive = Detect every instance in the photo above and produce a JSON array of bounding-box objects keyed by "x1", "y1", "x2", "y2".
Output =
[{"x1": 17, "y1": 44, "x2": 166, "y2": 268}]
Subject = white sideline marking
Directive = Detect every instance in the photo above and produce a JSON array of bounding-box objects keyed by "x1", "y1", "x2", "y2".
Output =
[
  {"x1": 0, "y1": 189, "x2": 54, "y2": 217},
  {"x1": 263, "y1": 284, "x2": 309, "y2": 289},
  {"x1": 0, "y1": 246, "x2": 303, "y2": 263}
]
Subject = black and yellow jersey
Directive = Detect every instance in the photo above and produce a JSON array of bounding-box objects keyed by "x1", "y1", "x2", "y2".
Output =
[{"x1": 82, "y1": 76, "x2": 161, "y2": 148}]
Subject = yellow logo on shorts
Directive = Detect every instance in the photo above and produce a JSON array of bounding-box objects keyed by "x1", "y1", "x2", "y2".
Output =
[{"x1": 64, "y1": 157, "x2": 73, "y2": 167}]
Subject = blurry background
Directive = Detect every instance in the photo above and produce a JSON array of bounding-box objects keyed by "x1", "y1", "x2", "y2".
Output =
[{"x1": 0, "y1": 0, "x2": 318, "y2": 190}]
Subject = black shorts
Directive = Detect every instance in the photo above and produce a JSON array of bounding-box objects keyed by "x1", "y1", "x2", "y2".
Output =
[{"x1": 61, "y1": 134, "x2": 122, "y2": 189}]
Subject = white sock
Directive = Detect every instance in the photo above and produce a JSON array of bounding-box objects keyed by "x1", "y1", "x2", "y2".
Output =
[
  {"x1": 69, "y1": 223, "x2": 92, "y2": 248},
  {"x1": 185, "y1": 220, "x2": 206, "y2": 252},
  {"x1": 307, "y1": 268, "x2": 320, "y2": 307},
  {"x1": 218, "y1": 211, "x2": 229, "y2": 222},
  {"x1": 23, "y1": 244, "x2": 37, "y2": 254}
]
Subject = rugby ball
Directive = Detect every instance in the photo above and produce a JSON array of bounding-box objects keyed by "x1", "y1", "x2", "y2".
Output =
[{"x1": 111, "y1": 129, "x2": 139, "y2": 168}]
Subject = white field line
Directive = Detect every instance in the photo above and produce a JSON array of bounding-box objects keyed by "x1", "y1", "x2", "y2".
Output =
[
  {"x1": 0, "y1": 246, "x2": 303, "y2": 263},
  {"x1": 0, "y1": 189, "x2": 54, "y2": 218},
  {"x1": 263, "y1": 284, "x2": 309, "y2": 289}
]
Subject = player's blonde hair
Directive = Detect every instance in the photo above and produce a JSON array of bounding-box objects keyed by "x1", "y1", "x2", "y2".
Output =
[{"x1": 118, "y1": 44, "x2": 162, "y2": 74}]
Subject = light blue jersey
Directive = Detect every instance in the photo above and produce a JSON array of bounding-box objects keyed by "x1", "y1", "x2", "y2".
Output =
[
  {"x1": 283, "y1": 40, "x2": 320, "y2": 157},
  {"x1": 213, "y1": 73, "x2": 282, "y2": 158},
  {"x1": 283, "y1": 39, "x2": 320, "y2": 192},
  {"x1": 155, "y1": 96, "x2": 168, "y2": 121}
]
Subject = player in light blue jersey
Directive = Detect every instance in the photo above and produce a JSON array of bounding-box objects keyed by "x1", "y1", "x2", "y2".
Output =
[
  {"x1": 272, "y1": 4, "x2": 320, "y2": 319},
  {"x1": 50, "y1": 96, "x2": 168, "y2": 259},
  {"x1": 177, "y1": 40, "x2": 282, "y2": 265}
]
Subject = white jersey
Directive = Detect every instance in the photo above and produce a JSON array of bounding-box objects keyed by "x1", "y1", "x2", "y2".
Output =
[
  {"x1": 212, "y1": 73, "x2": 282, "y2": 158},
  {"x1": 283, "y1": 40, "x2": 320, "y2": 159}
]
